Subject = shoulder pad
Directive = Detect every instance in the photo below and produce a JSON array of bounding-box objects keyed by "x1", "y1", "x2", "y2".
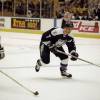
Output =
[{"x1": 51, "y1": 28, "x2": 63, "y2": 36}]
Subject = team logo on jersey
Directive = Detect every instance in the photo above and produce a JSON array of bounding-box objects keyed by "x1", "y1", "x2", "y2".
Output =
[{"x1": 55, "y1": 39, "x2": 65, "y2": 47}]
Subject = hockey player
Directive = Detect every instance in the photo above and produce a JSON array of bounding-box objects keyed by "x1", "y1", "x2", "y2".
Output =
[{"x1": 35, "y1": 22, "x2": 78, "y2": 78}]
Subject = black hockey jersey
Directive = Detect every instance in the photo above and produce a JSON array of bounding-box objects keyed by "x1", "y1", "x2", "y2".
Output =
[{"x1": 41, "y1": 28, "x2": 76, "y2": 53}]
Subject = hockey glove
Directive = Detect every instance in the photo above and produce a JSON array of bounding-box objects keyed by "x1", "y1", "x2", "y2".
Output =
[
  {"x1": 0, "y1": 46, "x2": 5, "y2": 60},
  {"x1": 70, "y1": 51, "x2": 79, "y2": 61},
  {"x1": 50, "y1": 47, "x2": 58, "y2": 54}
]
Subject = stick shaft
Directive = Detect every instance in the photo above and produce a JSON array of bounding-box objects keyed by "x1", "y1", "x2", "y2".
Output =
[
  {"x1": 74, "y1": 56, "x2": 100, "y2": 67},
  {"x1": 56, "y1": 49, "x2": 100, "y2": 67},
  {"x1": 0, "y1": 70, "x2": 36, "y2": 95},
  {"x1": 0, "y1": 66, "x2": 33, "y2": 69}
]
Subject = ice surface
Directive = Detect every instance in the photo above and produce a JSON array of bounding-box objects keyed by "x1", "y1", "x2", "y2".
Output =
[{"x1": 0, "y1": 32, "x2": 100, "y2": 100}]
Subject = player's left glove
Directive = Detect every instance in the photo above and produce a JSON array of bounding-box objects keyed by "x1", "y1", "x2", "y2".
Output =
[
  {"x1": 70, "y1": 50, "x2": 79, "y2": 61},
  {"x1": 50, "y1": 47, "x2": 58, "y2": 55},
  {"x1": 0, "y1": 46, "x2": 5, "y2": 60}
]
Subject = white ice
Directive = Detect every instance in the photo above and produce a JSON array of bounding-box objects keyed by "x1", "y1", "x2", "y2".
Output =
[{"x1": 0, "y1": 32, "x2": 100, "y2": 100}]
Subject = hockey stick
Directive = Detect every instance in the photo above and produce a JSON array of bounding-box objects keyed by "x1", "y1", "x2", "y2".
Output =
[
  {"x1": 56, "y1": 49, "x2": 100, "y2": 67},
  {"x1": 0, "y1": 66, "x2": 33, "y2": 69},
  {"x1": 0, "y1": 70, "x2": 39, "y2": 95}
]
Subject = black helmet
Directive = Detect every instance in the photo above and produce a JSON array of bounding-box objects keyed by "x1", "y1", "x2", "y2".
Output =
[{"x1": 63, "y1": 21, "x2": 74, "y2": 28}]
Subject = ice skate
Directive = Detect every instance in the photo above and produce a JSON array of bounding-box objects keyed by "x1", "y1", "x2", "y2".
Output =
[
  {"x1": 35, "y1": 59, "x2": 42, "y2": 72},
  {"x1": 60, "y1": 67, "x2": 72, "y2": 78}
]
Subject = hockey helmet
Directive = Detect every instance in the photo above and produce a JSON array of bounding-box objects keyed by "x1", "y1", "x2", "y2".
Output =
[{"x1": 63, "y1": 21, "x2": 74, "y2": 28}]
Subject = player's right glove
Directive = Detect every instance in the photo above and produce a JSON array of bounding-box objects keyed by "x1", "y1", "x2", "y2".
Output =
[
  {"x1": 0, "y1": 46, "x2": 5, "y2": 60},
  {"x1": 70, "y1": 50, "x2": 79, "y2": 61}
]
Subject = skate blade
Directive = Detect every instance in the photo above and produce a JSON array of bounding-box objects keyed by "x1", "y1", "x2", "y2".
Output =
[{"x1": 61, "y1": 76, "x2": 72, "y2": 79}]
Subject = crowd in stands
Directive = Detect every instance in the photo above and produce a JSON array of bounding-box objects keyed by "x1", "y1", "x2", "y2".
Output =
[
  {"x1": 57, "y1": 0, "x2": 100, "y2": 20},
  {"x1": 0, "y1": 0, "x2": 100, "y2": 20}
]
